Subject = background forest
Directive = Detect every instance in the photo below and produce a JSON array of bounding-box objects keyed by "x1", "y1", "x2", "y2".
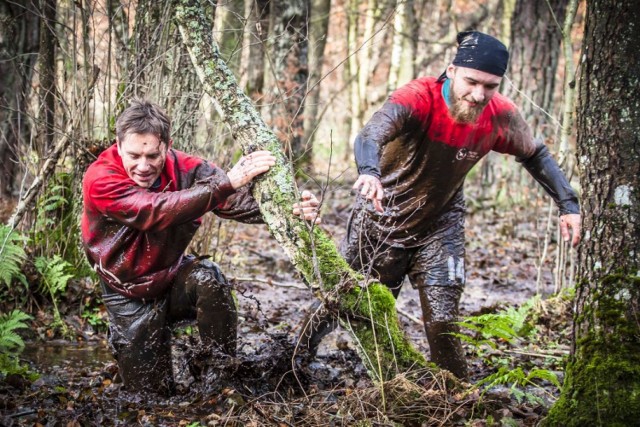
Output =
[{"x1": 0, "y1": 0, "x2": 608, "y2": 425}]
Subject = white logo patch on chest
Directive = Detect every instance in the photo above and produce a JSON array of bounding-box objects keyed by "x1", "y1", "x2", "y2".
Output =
[{"x1": 455, "y1": 148, "x2": 480, "y2": 161}]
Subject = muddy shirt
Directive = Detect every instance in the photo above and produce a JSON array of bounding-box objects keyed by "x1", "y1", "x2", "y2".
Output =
[
  {"x1": 353, "y1": 77, "x2": 537, "y2": 247},
  {"x1": 81, "y1": 144, "x2": 262, "y2": 299}
]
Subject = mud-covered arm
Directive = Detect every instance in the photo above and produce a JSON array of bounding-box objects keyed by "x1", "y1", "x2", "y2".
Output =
[
  {"x1": 212, "y1": 185, "x2": 263, "y2": 224},
  {"x1": 355, "y1": 101, "x2": 411, "y2": 178},
  {"x1": 517, "y1": 141, "x2": 580, "y2": 215},
  {"x1": 88, "y1": 169, "x2": 236, "y2": 232}
]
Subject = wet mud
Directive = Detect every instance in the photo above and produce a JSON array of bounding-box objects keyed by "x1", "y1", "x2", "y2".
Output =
[
  {"x1": 2, "y1": 187, "x2": 569, "y2": 426},
  {"x1": 4, "y1": 332, "x2": 371, "y2": 426}
]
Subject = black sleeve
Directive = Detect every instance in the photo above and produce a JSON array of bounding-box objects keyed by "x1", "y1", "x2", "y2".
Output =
[
  {"x1": 354, "y1": 102, "x2": 410, "y2": 178},
  {"x1": 517, "y1": 141, "x2": 580, "y2": 215},
  {"x1": 354, "y1": 134, "x2": 381, "y2": 178}
]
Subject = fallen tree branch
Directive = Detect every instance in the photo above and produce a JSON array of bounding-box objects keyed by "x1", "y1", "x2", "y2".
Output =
[{"x1": 175, "y1": 0, "x2": 427, "y2": 381}]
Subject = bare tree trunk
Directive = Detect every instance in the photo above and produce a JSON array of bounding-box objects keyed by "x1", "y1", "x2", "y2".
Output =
[
  {"x1": 214, "y1": 0, "x2": 245, "y2": 73},
  {"x1": 504, "y1": 0, "x2": 576, "y2": 293},
  {"x1": 346, "y1": 0, "x2": 360, "y2": 158},
  {"x1": 505, "y1": 0, "x2": 568, "y2": 137},
  {"x1": 0, "y1": 1, "x2": 39, "y2": 198},
  {"x1": 302, "y1": 0, "x2": 331, "y2": 154},
  {"x1": 38, "y1": 0, "x2": 57, "y2": 155},
  {"x1": 176, "y1": 0, "x2": 426, "y2": 381},
  {"x1": 8, "y1": 69, "x2": 99, "y2": 230},
  {"x1": 118, "y1": 0, "x2": 202, "y2": 150},
  {"x1": 414, "y1": 0, "x2": 492, "y2": 75},
  {"x1": 545, "y1": 0, "x2": 640, "y2": 424},
  {"x1": 557, "y1": 0, "x2": 579, "y2": 165},
  {"x1": 239, "y1": 0, "x2": 269, "y2": 95},
  {"x1": 261, "y1": 0, "x2": 311, "y2": 172}
]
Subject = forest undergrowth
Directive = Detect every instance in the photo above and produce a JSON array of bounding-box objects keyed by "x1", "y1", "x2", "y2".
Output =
[{"x1": 0, "y1": 181, "x2": 575, "y2": 426}]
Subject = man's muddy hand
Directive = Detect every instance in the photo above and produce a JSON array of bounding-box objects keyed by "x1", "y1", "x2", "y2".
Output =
[
  {"x1": 227, "y1": 150, "x2": 276, "y2": 189},
  {"x1": 293, "y1": 190, "x2": 321, "y2": 224},
  {"x1": 560, "y1": 213, "x2": 581, "y2": 247},
  {"x1": 353, "y1": 174, "x2": 384, "y2": 213}
]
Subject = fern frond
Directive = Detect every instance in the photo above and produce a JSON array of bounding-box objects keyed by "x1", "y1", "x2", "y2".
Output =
[
  {"x1": 42, "y1": 194, "x2": 68, "y2": 211},
  {"x1": 456, "y1": 296, "x2": 540, "y2": 346},
  {"x1": 0, "y1": 310, "x2": 32, "y2": 352},
  {"x1": 35, "y1": 255, "x2": 74, "y2": 296},
  {"x1": 527, "y1": 367, "x2": 561, "y2": 388},
  {"x1": 0, "y1": 225, "x2": 28, "y2": 287}
]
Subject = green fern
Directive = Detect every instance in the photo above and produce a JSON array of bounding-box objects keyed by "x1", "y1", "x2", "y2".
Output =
[
  {"x1": 477, "y1": 365, "x2": 560, "y2": 390},
  {"x1": 31, "y1": 172, "x2": 94, "y2": 278},
  {"x1": 0, "y1": 310, "x2": 32, "y2": 353},
  {"x1": 35, "y1": 255, "x2": 74, "y2": 334},
  {"x1": 41, "y1": 186, "x2": 69, "y2": 212},
  {"x1": 0, "y1": 310, "x2": 37, "y2": 378},
  {"x1": 0, "y1": 225, "x2": 28, "y2": 288},
  {"x1": 35, "y1": 255, "x2": 73, "y2": 296},
  {"x1": 454, "y1": 295, "x2": 539, "y2": 349},
  {"x1": 475, "y1": 365, "x2": 561, "y2": 404}
]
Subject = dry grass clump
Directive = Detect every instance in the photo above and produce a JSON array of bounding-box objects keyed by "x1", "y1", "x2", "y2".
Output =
[{"x1": 200, "y1": 368, "x2": 491, "y2": 426}]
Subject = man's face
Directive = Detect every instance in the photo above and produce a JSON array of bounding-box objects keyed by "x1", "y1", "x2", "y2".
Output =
[
  {"x1": 117, "y1": 132, "x2": 169, "y2": 188},
  {"x1": 447, "y1": 65, "x2": 502, "y2": 124}
]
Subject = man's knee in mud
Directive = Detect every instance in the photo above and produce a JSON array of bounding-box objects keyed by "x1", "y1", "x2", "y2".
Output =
[{"x1": 178, "y1": 258, "x2": 235, "y2": 306}]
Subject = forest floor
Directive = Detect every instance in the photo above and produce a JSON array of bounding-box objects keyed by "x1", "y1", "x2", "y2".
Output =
[{"x1": 0, "y1": 181, "x2": 575, "y2": 426}]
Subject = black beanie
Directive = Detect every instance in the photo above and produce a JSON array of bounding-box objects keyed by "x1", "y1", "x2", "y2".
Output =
[{"x1": 451, "y1": 31, "x2": 509, "y2": 77}]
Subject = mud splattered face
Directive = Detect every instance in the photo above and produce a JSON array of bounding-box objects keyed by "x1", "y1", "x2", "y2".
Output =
[
  {"x1": 117, "y1": 132, "x2": 169, "y2": 188},
  {"x1": 447, "y1": 65, "x2": 502, "y2": 124}
]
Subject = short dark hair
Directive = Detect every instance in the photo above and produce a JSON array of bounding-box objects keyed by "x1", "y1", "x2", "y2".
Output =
[{"x1": 115, "y1": 99, "x2": 171, "y2": 145}]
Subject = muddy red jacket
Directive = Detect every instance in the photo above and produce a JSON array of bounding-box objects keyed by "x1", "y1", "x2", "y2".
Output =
[
  {"x1": 81, "y1": 144, "x2": 262, "y2": 299},
  {"x1": 353, "y1": 77, "x2": 579, "y2": 246}
]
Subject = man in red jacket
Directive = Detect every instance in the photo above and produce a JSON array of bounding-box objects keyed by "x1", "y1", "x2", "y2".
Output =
[
  {"x1": 299, "y1": 31, "x2": 582, "y2": 380},
  {"x1": 82, "y1": 99, "x2": 320, "y2": 394}
]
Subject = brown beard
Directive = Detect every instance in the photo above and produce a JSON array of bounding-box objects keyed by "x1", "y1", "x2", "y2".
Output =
[{"x1": 448, "y1": 84, "x2": 487, "y2": 124}]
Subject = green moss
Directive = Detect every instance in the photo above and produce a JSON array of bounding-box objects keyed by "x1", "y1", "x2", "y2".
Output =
[
  {"x1": 295, "y1": 226, "x2": 358, "y2": 290},
  {"x1": 294, "y1": 225, "x2": 427, "y2": 380},
  {"x1": 545, "y1": 273, "x2": 640, "y2": 426},
  {"x1": 546, "y1": 351, "x2": 640, "y2": 426},
  {"x1": 339, "y1": 282, "x2": 427, "y2": 380}
]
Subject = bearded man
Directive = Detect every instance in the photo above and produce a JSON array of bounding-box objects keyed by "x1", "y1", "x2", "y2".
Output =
[{"x1": 300, "y1": 31, "x2": 581, "y2": 379}]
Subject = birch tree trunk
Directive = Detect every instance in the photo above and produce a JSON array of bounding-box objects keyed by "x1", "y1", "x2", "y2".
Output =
[
  {"x1": 175, "y1": 0, "x2": 426, "y2": 382},
  {"x1": 388, "y1": 0, "x2": 417, "y2": 91},
  {"x1": 545, "y1": 0, "x2": 640, "y2": 424}
]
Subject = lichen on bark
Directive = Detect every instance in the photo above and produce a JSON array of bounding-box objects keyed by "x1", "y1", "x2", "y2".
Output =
[{"x1": 175, "y1": 0, "x2": 426, "y2": 381}]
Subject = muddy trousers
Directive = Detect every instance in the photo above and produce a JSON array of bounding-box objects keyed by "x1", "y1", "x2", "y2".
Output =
[
  {"x1": 300, "y1": 205, "x2": 468, "y2": 380},
  {"x1": 101, "y1": 258, "x2": 237, "y2": 395}
]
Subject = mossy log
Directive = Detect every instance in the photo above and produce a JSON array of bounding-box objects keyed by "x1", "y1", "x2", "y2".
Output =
[{"x1": 175, "y1": 0, "x2": 426, "y2": 381}]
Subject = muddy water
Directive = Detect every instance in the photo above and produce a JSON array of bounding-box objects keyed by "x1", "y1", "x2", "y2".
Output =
[{"x1": 21, "y1": 341, "x2": 113, "y2": 371}]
